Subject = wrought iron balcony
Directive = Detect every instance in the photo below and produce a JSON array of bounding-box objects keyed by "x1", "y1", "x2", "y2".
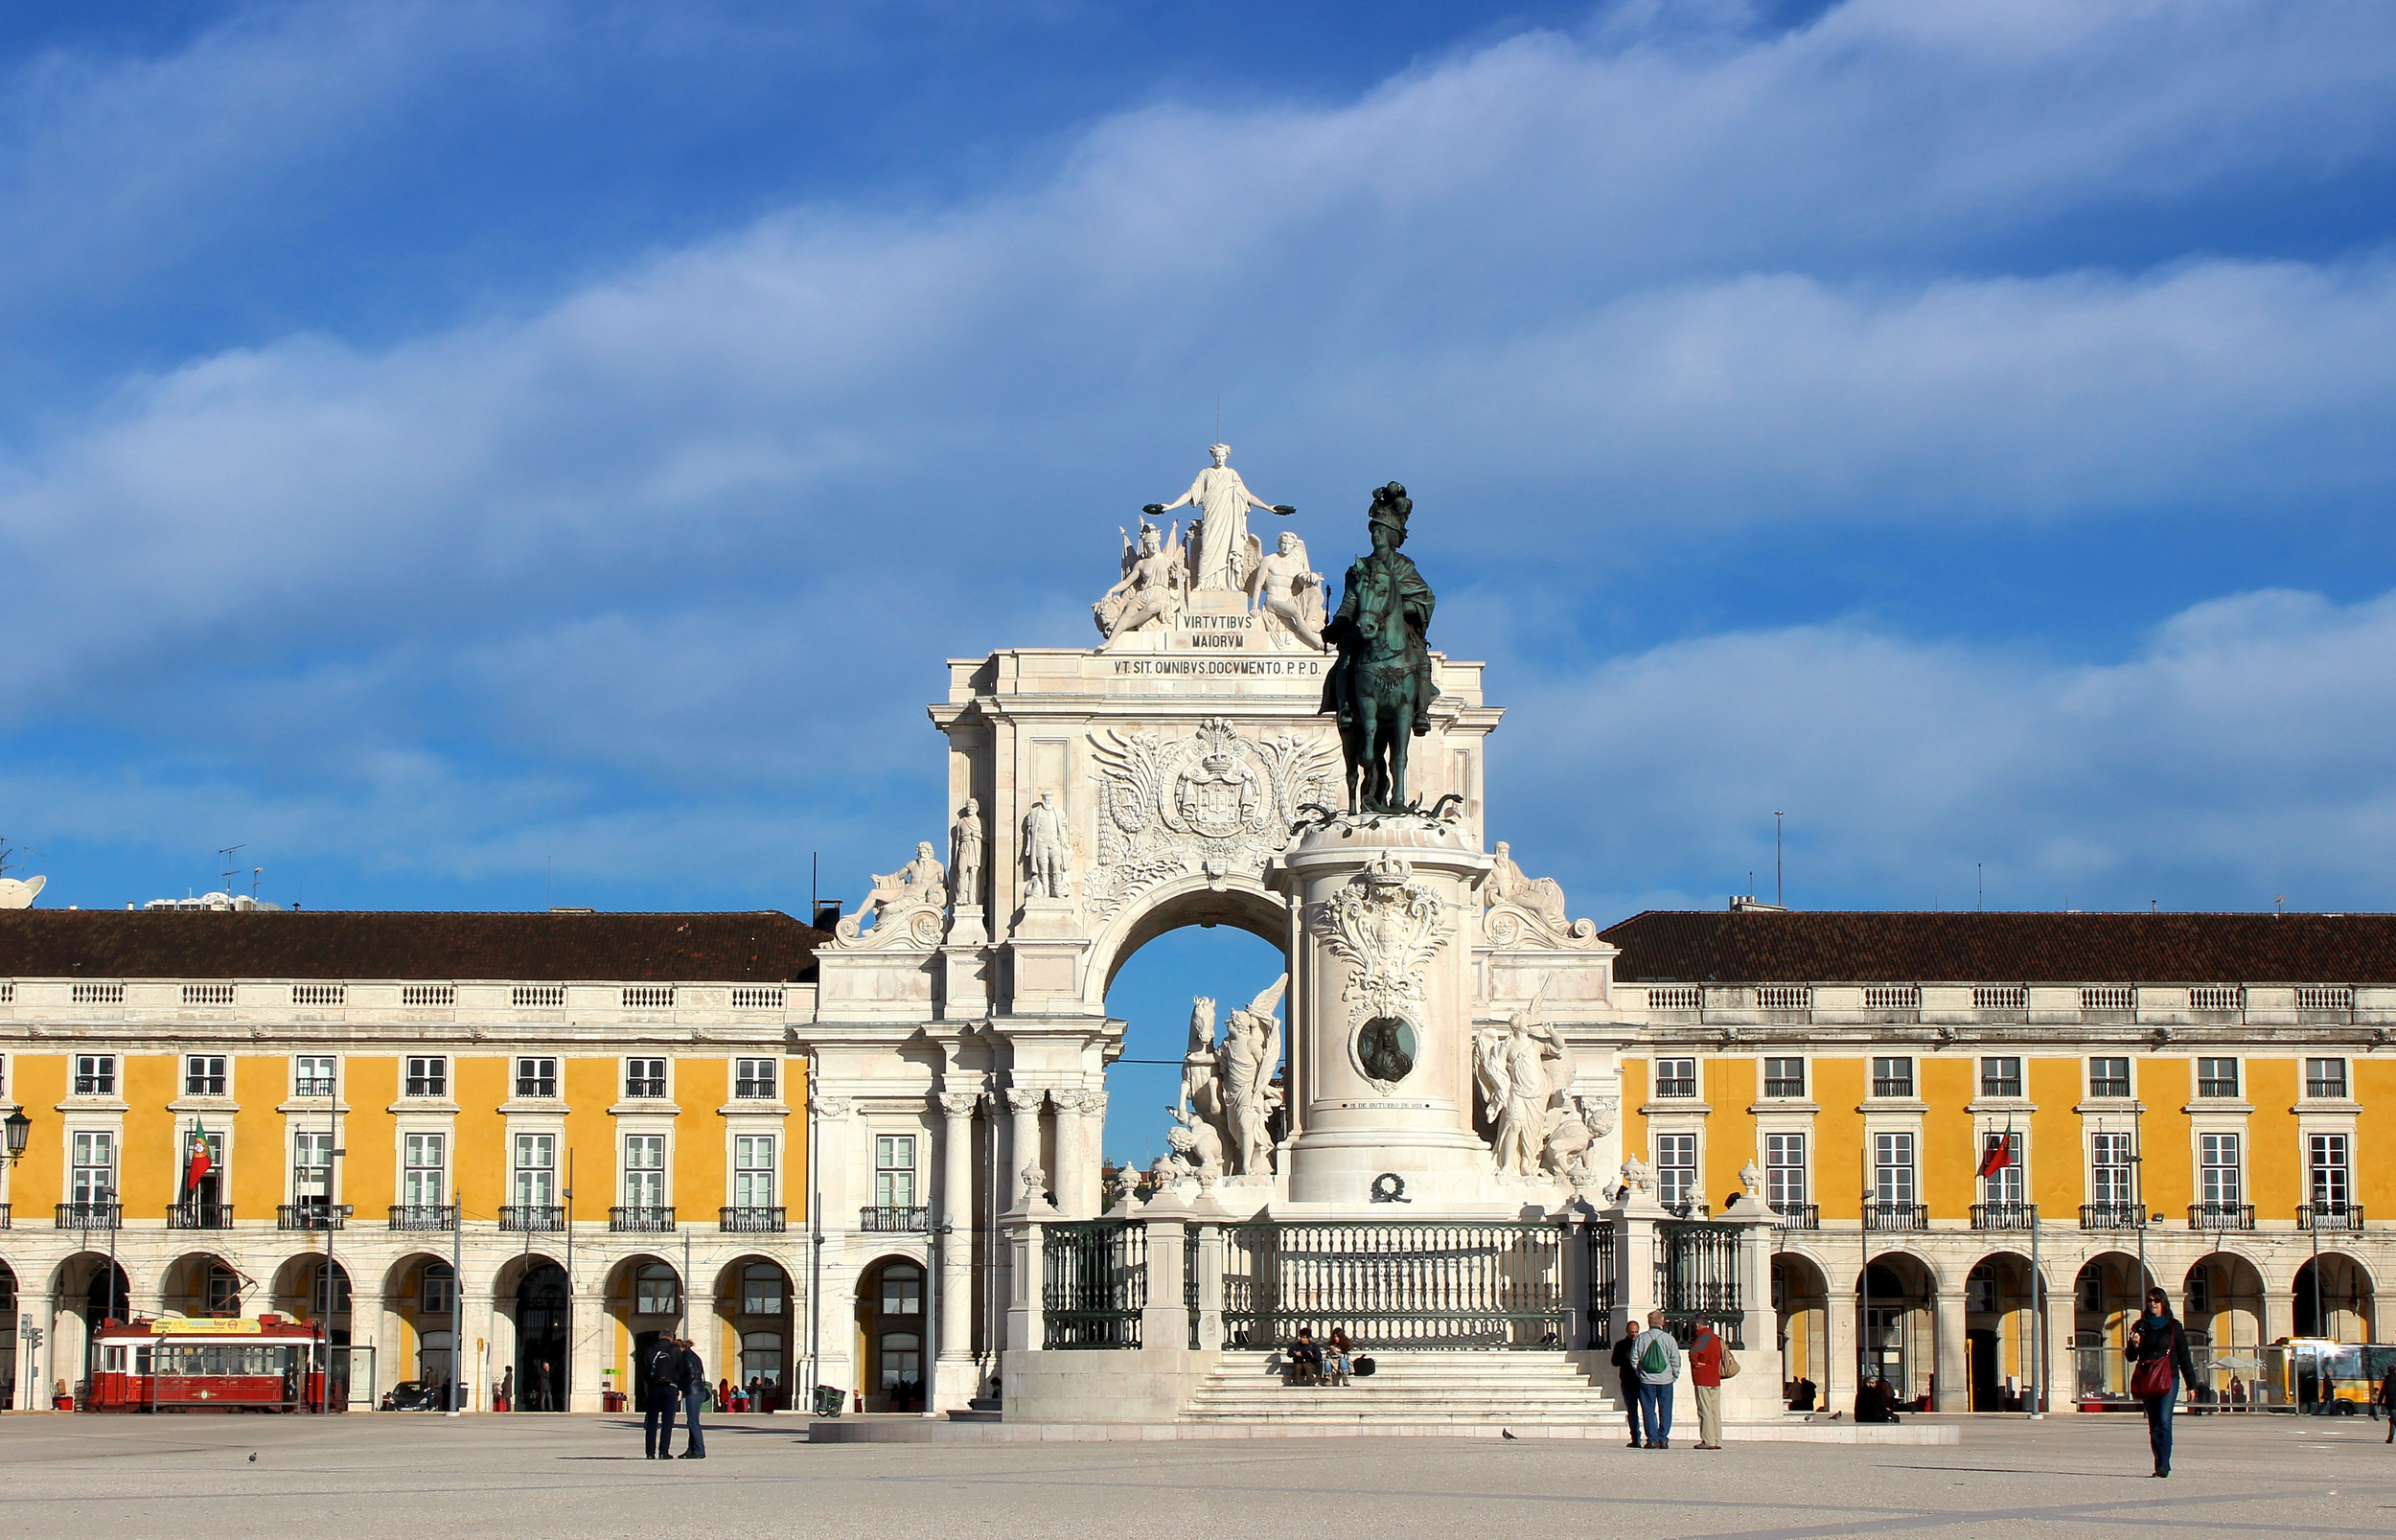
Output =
[
  {"x1": 167, "y1": 1201, "x2": 235, "y2": 1230},
  {"x1": 2298, "y1": 1202, "x2": 2364, "y2": 1232},
  {"x1": 1863, "y1": 1202, "x2": 1928, "y2": 1231},
  {"x1": 2080, "y1": 1203, "x2": 2149, "y2": 1230},
  {"x1": 500, "y1": 1205, "x2": 566, "y2": 1232},
  {"x1": 2187, "y1": 1202, "x2": 2255, "y2": 1231},
  {"x1": 279, "y1": 1203, "x2": 350, "y2": 1230},
  {"x1": 720, "y1": 1206, "x2": 786, "y2": 1233},
  {"x1": 1771, "y1": 1204, "x2": 1820, "y2": 1230},
  {"x1": 388, "y1": 1204, "x2": 458, "y2": 1231},
  {"x1": 1970, "y1": 1202, "x2": 2038, "y2": 1231},
  {"x1": 0, "y1": 1203, "x2": 10, "y2": 1230},
  {"x1": 56, "y1": 1202, "x2": 121, "y2": 1230},
  {"x1": 611, "y1": 1206, "x2": 676, "y2": 1233},
  {"x1": 861, "y1": 1206, "x2": 930, "y2": 1232}
]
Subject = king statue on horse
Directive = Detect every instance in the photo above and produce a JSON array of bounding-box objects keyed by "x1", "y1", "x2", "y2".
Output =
[{"x1": 1320, "y1": 481, "x2": 1440, "y2": 814}]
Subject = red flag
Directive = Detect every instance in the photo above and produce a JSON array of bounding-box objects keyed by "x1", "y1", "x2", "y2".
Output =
[
  {"x1": 185, "y1": 1122, "x2": 213, "y2": 1192},
  {"x1": 1977, "y1": 1125, "x2": 2014, "y2": 1181}
]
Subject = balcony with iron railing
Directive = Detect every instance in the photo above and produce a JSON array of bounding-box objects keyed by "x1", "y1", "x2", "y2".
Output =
[
  {"x1": 389, "y1": 1204, "x2": 458, "y2": 1230},
  {"x1": 0, "y1": 1203, "x2": 10, "y2": 1230},
  {"x1": 1970, "y1": 1203, "x2": 2038, "y2": 1231},
  {"x1": 279, "y1": 1203, "x2": 350, "y2": 1230},
  {"x1": 2080, "y1": 1203, "x2": 2149, "y2": 1230},
  {"x1": 167, "y1": 1201, "x2": 235, "y2": 1230},
  {"x1": 861, "y1": 1206, "x2": 930, "y2": 1232},
  {"x1": 2187, "y1": 1202, "x2": 2255, "y2": 1231},
  {"x1": 56, "y1": 1202, "x2": 120, "y2": 1230},
  {"x1": 501, "y1": 1205, "x2": 566, "y2": 1232},
  {"x1": 1771, "y1": 1204, "x2": 1820, "y2": 1230},
  {"x1": 720, "y1": 1206, "x2": 786, "y2": 1233},
  {"x1": 2298, "y1": 1202, "x2": 2364, "y2": 1232},
  {"x1": 611, "y1": 1206, "x2": 676, "y2": 1232},
  {"x1": 1863, "y1": 1202, "x2": 1928, "y2": 1231}
]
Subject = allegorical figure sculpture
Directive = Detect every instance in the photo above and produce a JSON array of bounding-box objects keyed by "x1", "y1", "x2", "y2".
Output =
[
  {"x1": 1023, "y1": 791, "x2": 1072, "y2": 900},
  {"x1": 1321, "y1": 482, "x2": 1438, "y2": 813},
  {"x1": 950, "y1": 799, "x2": 984, "y2": 909},
  {"x1": 846, "y1": 841, "x2": 946, "y2": 935},
  {"x1": 1178, "y1": 977, "x2": 1287, "y2": 1177},
  {"x1": 1146, "y1": 444, "x2": 1293, "y2": 593},
  {"x1": 1246, "y1": 530, "x2": 1325, "y2": 651},
  {"x1": 1094, "y1": 521, "x2": 1186, "y2": 645}
]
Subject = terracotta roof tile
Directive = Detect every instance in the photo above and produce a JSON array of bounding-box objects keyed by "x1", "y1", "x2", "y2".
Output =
[
  {"x1": 1597, "y1": 909, "x2": 2396, "y2": 985},
  {"x1": 0, "y1": 910, "x2": 826, "y2": 983}
]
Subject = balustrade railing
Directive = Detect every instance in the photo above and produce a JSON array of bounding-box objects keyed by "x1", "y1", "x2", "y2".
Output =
[
  {"x1": 1863, "y1": 1202, "x2": 1928, "y2": 1231},
  {"x1": 500, "y1": 1205, "x2": 565, "y2": 1232},
  {"x1": 861, "y1": 1206, "x2": 929, "y2": 1232},
  {"x1": 1772, "y1": 1204, "x2": 1820, "y2": 1230},
  {"x1": 2188, "y1": 1202, "x2": 2255, "y2": 1231},
  {"x1": 1970, "y1": 1203, "x2": 2038, "y2": 1231},
  {"x1": 721, "y1": 1206, "x2": 786, "y2": 1233},
  {"x1": 611, "y1": 1206, "x2": 676, "y2": 1232},
  {"x1": 389, "y1": 1204, "x2": 457, "y2": 1231},
  {"x1": 1656, "y1": 1220, "x2": 1745, "y2": 1347},
  {"x1": 278, "y1": 1203, "x2": 349, "y2": 1230},
  {"x1": 1222, "y1": 1220, "x2": 1568, "y2": 1350},
  {"x1": 167, "y1": 1201, "x2": 235, "y2": 1230},
  {"x1": 2079, "y1": 1203, "x2": 2147, "y2": 1230},
  {"x1": 2298, "y1": 1202, "x2": 2364, "y2": 1232},
  {"x1": 1043, "y1": 1220, "x2": 1146, "y2": 1349},
  {"x1": 56, "y1": 1202, "x2": 118, "y2": 1230}
]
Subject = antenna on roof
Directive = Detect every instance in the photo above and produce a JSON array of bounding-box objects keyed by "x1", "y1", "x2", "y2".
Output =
[
  {"x1": 2275, "y1": 894, "x2": 2286, "y2": 914},
  {"x1": 251, "y1": 866, "x2": 263, "y2": 900},
  {"x1": 1977, "y1": 862, "x2": 1983, "y2": 912},
  {"x1": 1774, "y1": 813, "x2": 1784, "y2": 908},
  {"x1": 0, "y1": 838, "x2": 47, "y2": 880},
  {"x1": 218, "y1": 844, "x2": 245, "y2": 895}
]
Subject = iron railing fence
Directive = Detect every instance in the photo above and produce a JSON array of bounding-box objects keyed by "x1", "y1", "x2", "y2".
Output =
[
  {"x1": 388, "y1": 1204, "x2": 458, "y2": 1231},
  {"x1": 861, "y1": 1207, "x2": 930, "y2": 1232},
  {"x1": 1185, "y1": 1223, "x2": 1202, "y2": 1350},
  {"x1": 1222, "y1": 1220, "x2": 1569, "y2": 1350},
  {"x1": 1970, "y1": 1203, "x2": 2038, "y2": 1231},
  {"x1": 1586, "y1": 1219, "x2": 1618, "y2": 1324},
  {"x1": 611, "y1": 1206, "x2": 676, "y2": 1232},
  {"x1": 1656, "y1": 1220, "x2": 1745, "y2": 1348},
  {"x1": 500, "y1": 1205, "x2": 566, "y2": 1232},
  {"x1": 2297, "y1": 1202, "x2": 2364, "y2": 1232},
  {"x1": 721, "y1": 1206, "x2": 786, "y2": 1233},
  {"x1": 1863, "y1": 1202, "x2": 1928, "y2": 1231},
  {"x1": 167, "y1": 1202, "x2": 235, "y2": 1230},
  {"x1": 1043, "y1": 1220, "x2": 1146, "y2": 1349},
  {"x1": 2188, "y1": 1203, "x2": 2255, "y2": 1231},
  {"x1": 278, "y1": 1203, "x2": 349, "y2": 1231},
  {"x1": 2080, "y1": 1203, "x2": 2148, "y2": 1230},
  {"x1": 55, "y1": 1202, "x2": 119, "y2": 1230},
  {"x1": 1772, "y1": 1204, "x2": 1820, "y2": 1230}
]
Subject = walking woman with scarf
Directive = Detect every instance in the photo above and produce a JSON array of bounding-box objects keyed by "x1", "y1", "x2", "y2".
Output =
[{"x1": 2126, "y1": 1286, "x2": 2200, "y2": 1478}]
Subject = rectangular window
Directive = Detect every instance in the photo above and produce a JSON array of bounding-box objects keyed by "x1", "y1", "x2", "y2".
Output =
[
  {"x1": 71, "y1": 1130, "x2": 116, "y2": 1204},
  {"x1": 1871, "y1": 1057, "x2": 1913, "y2": 1098},
  {"x1": 1979, "y1": 1056, "x2": 2023, "y2": 1098},
  {"x1": 1873, "y1": 1132, "x2": 1916, "y2": 1206},
  {"x1": 2305, "y1": 1058, "x2": 2348, "y2": 1099},
  {"x1": 1655, "y1": 1133, "x2": 1698, "y2": 1208},
  {"x1": 1981, "y1": 1132, "x2": 2023, "y2": 1205},
  {"x1": 513, "y1": 1133, "x2": 557, "y2": 1208},
  {"x1": 734, "y1": 1136, "x2": 775, "y2": 1208},
  {"x1": 2197, "y1": 1057, "x2": 2239, "y2": 1099},
  {"x1": 183, "y1": 1054, "x2": 227, "y2": 1096},
  {"x1": 624, "y1": 1134, "x2": 667, "y2": 1207},
  {"x1": 741, "y1": 1265, "x2": 784, "y2": 1316},
  {"x1": 734, "y1": 1058, "x2": 777, "y2": 1099},
  {"x1": 293, "y1": 1055, "x2": 336, "y2": 1097},
  {"x1": 2200, "y1": 1133, "x2": 2242, "y2": 1207},
  {"x1": 2309, "y1": 1134, "x2": 2350, "y2": 1208},
  {"x1": 404, "y1": 1055, "x2": 449, "y2": 1098},
  {"x1": 422, "y1": 1261, "x2": 454, "y2": 1315},
  {"x1": 1653, "y1": 1057, "x2": 1697, "y2": 1098},
  {"x1": 515, "y1": 1057, "x2": 558, "y2": 1099},
  {"x1": 2087, "y1": 1057, "x2": 2131, "y2": 1099},
  {"x1": 1764, "y1": 1132, "x2": 1807, "y2": 1211},
  {"x1": 625, "y1": 1058, "x2": 667, "y2": 1099},
  {"x1": 73, "y1": 1053, "x2": 117, "y2": 1096},
  {"x1": 1762, "y1": 1058, "x2": 1806, "y2": 1099},
  {"x1": 293, "y1": 1132, "x2": 334, "y2": 1207},
  {"x1": 403, "y1": 1133, "x2": 447, "y2": 1207},
  {"x1": 875, "y1": 1135, "x2": 918, "y2": 1209},
  {"x1": 183, "y1": 1129, "x2": 225, "y2": 1203},
  {"x1": 2091, "y1": 1132, "x2": 2133, "y2": 1206}
]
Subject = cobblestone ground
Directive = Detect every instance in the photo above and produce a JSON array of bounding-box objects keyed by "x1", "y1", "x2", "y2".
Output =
[{"x1": 2, "y1": 1412, "x2": 2392, "y2": 1539}]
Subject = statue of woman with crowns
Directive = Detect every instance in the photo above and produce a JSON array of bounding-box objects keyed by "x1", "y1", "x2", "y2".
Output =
[{"x1": 1147, "y1": 444, "x2": 1294, "y2": 592}]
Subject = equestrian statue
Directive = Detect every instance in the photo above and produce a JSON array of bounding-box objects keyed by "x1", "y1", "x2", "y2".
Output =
[{"x1": 1320, "y1": 481, "x2": 1439, "y2": 814}]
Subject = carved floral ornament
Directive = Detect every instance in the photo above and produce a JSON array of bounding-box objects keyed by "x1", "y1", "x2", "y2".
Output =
[
  {"x1": 1309, "y1": 854, "x2": 1454, "y2": 1093},
  {"x1": 1086, "y1": 718, "x2": 1339, "y2": 918}
]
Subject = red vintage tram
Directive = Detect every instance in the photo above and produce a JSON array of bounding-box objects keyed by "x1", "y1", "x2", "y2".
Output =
[{"x1": 87, "y1": 1314, "x2": 337, "y2": 1413}]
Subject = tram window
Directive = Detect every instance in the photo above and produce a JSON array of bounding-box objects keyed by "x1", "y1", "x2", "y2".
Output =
[
  {"x1": 880, "y1": 1264, "x2": 923, "y2": 1316},
  {"x1": 104, "y1": 1346, "x2": 127, "y2": 1371}
]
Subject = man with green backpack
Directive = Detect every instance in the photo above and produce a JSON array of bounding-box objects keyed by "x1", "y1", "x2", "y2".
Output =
[{"x1": 1630, "y1": 1310, "x2": 1683, "y2": 1449}]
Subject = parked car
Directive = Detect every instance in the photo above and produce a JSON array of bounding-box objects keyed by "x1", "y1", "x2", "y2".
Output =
[{"x1": 380, "y1": 1381, "x2": 446, "y2": 1412}]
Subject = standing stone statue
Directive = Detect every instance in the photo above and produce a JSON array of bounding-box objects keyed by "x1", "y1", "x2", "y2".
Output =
[
  {"x1": 950, "y1": 799, "x2": 984, "y2": 909},
  {"x1": 1146, "y1": 445, "x2": 1294, "y2": 593},
  {"x1": 1321, "y1": 482, "x2": 1438, "y2": 813},
  {"x1": 1022, "y1": 791, "x2": 1071, "y2": 900}
]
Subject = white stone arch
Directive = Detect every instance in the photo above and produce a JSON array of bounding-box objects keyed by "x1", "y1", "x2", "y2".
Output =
[{"x1": 1080, "y1": 871, "x2": 1290, "y2": 1011}]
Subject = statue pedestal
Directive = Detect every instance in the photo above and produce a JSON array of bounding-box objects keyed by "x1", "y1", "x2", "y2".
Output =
[{"x1": 1273, "y1": 815, "x2": 1494, "y2": 1209}]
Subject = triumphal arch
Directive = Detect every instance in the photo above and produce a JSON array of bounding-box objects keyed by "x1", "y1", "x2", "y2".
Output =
[{"x1": 806, "y1": 450, "x2": 1778, "y2": 1424}]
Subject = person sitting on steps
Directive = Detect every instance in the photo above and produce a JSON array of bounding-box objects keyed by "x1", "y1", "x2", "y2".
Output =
[
  {"x1": 1324, "y1": 1327, "x2": 1354, "y2": 1387},
  {"x1": 1285, "y1": 1326, "x2": 1325, "y2": 1387}
]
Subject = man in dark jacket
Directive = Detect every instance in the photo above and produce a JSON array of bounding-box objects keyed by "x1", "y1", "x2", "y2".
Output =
[
  {"x1": 678, "y1": 1338, "x2": 709, "y2": 1459},
  {"x1": 1609, "y1": 1322, "x2": 1644, "y2": 1446},
  {"x1": 640, "y1": 1335, "x2": 682, "y2": 1459}
]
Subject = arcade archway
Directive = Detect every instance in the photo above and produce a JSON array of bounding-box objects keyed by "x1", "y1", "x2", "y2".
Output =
[
  {"x1": 2292, "y1": 1253, "x2": 2375, "y2": 1341},
  {"x1": 2073, "y1": 1251, "x2": 2153, "y2": 1399},
  {"x1": 710, "y1": 1256, "x2": 795, "y2": 1411},
  {"x1": 495, "y1": 1255, "x2": 569, "y2": 1412},
  {"x1": 1963, "y1": 1251, "x2": 2042, "y2": 1412},
  {"x1": 1855, "y1": 1253, "x2": 1938, "y2": 1405},
  {"x1": 854, "y1": 1254, "x2": 926, "y2": 1414},
  {"x1": 1772, "y1": 1252, "x2": 1829, "y2": 1407},
  {"x1": 380, "y1": 1253, "x2": 455, "y2": 1393}
]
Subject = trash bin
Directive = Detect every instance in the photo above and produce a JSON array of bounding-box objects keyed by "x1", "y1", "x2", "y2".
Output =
[
  {"x1": 601, "y1": 1391, "x2": 626, "y2": 1413},
  {"x1": 812, "y1": 1384, "x2": 845, "y2": 1417}
]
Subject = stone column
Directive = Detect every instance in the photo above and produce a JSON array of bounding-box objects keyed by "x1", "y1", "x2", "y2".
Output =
[
  {"x1": 934, "y1": 1090, "x2": 980, "y2": 1408},
  {"x1": 1717, "y1": 1197, "x2": 1785, "y2": 1419},
  {"x1": 1004, "y1": 1088, "x2": 1047, "y2": 1205},
  {"x1": 1083, "y1": 1091, "x2": 1109, "y2": 1213},
  {"x1": 1050, "y1": 1090, "x2": 1091, "y2": 1218},
  {"x1": 571, "y1": 1281, "x2": 609, "y2": 1413},
  {"x1": 1001, "y1": 1168, "x2": 1058, "y2": 1358},
  {"x1": 1934, "y1": 1282, "x2": 1970, "y2": 1412}
]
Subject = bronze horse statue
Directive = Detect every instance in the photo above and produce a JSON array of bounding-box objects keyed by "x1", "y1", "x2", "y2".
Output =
[{"x1": 1321, "y1": 483, "x2": 1439, "y2": 814}]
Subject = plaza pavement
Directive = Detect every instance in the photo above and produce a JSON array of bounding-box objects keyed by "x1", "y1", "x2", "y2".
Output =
[{"x1": 1, "y1": 1411, "x2": 2391, "y2": 1539}]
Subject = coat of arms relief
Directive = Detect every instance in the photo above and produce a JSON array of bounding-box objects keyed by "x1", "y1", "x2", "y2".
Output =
[
  {"x1": 1310, "y1": 855, "x2": 1454, "y2": 1093},
  {"x1": 1086, "y1": 718, "x2": 1340, "y2": 920}
]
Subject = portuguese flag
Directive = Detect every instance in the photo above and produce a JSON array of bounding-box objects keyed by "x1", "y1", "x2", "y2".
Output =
[
  {"x1": 1977, "y1": 1119, "x2": 2015, "y2": 1181},
  {"x1": 185, "y1": 1121, "x2": 214, "y2": 1192}
]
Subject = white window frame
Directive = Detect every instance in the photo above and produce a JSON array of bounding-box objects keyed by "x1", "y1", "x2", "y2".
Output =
[
  {"x1": 293, "y1": 1131, "x2": 335, "y2": 1206},
  {"x1": 734, "y1": 1058, "x2": 777, "y2": 1099},
  {"x1": 734, "y1": 1135, "x2": 776, "y2": 1209},
  {"x1": 1980, "y1": 1131, "x2": 2024, "y2": 1206},
  {"x1": 1873, "y1": 1132, "x2": 1916, "y2": 1207},
  {"x1": 2309, "y1": 1133, "x2": 2350, "y2": 1208},
  {"x1": 2091, "y1": 1131, "x2": 2133, "y2": 1207},
  {"x1": 71, "y1": 1129, "x2": 117, "y2": 1204},
  {"x1": 2087, "y1": 1056, "x2": 2131, "y2": 1099},
  {"x1": 1655, "y1": 1132, "x2": 1698, "y2": 1208},
  {"x1": 623, "y1": 1134, "x2": 668, "y2": 1208},
  {"x1": 1652, "y1": 1058, "x2": 1698, "y2": 1098},
  {"x1": 73, "y1": 1053, "x2": 117, "y2": 1096},
  {"x1": 183, "y1": 1054, "x2": 228, "y2": 1097},
  {"x1": 875, "y1": 1135, "x2": 918, "y2": 1209},
  {"x1": 2200, "y1": 1133, "x2": 2243, "y2": 1207},
  {"x1": 624, "y1": 1058, "x2": 668, "y2": 1100},
  {"x1": 404, "y1": 1055, "x2": 449, "y2": 1098},
  {"x1": 514, "y1": 1057, "x2": 559, "y2": 1099},
  {"x1": 403, "y1": 1132, "x2": 447, "y2": 1207},
  {"x1": 513, "y1": 1132, "x2": 558, "y2": 1208},
  {"x1": 293, "y1": 1055, "x2": 337, "y2": 1097},
  {"x1": 1763, "y1": 1132, "x2": 1807, "y2": 1211}
]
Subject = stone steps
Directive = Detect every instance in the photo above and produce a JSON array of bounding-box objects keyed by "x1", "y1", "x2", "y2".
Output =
[{"x1": 1180, "y1": 1350, "x2": 1622, "y2": 1425}]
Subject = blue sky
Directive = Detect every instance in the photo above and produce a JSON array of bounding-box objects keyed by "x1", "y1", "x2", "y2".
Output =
[{"x1": 7, "y1": 1, "x2": 2396, "y2": 1163}]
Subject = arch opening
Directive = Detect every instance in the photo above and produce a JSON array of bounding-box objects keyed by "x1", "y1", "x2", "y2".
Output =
[{"x1": 854, "y1": 1255, "x2": 926, "y2": 1414}]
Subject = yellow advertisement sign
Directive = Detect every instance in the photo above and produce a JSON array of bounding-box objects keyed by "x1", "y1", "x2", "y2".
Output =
[{"x1": 150, "y1": 1315, "x2": 263, "y2": 1335}]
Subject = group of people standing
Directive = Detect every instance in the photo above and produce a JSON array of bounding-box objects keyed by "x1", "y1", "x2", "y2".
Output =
[
  {"x1": 1611, "y1": 1310, "x2": 1731, "y2": 1450},
  {"x1": 638, "y1": 1335, "x2": 711, "y2": 1460}
]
